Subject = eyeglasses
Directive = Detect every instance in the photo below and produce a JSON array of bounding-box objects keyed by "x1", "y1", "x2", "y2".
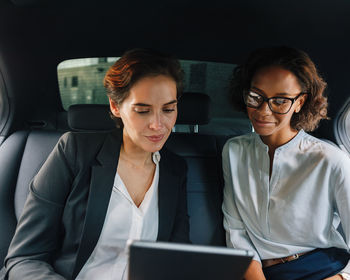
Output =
[{"x1": 243, "y1": 90, "x2": 305, "y2": 114}]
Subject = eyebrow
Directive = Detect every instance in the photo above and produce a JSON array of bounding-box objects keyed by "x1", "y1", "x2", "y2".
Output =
[
  {"x1": 251, "y1": 87, "x2": 293, "y2": 97},
  {"x1": 133, "y1": 100, "x2": 178, "y2": 107}
]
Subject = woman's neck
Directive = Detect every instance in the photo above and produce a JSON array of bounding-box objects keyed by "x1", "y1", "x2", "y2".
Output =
[
  {"x1": 121, "y1": 135, "x2": 152, "y2": 168},
  {"x1": 260, "y1": 128, "x2": 299, "y2": 153},
  {"x1": 260, "y1": 129, "x2": 299, "y2": 178}
]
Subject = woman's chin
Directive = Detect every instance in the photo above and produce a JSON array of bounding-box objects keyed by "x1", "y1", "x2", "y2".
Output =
[{"x1": 253, "y1": 126, "x2": 275, "y2": 136}]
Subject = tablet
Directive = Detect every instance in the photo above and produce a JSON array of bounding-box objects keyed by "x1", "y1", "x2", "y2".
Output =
[{"x1": 127, "y1": 240, "x2": 253, "y2": 280}]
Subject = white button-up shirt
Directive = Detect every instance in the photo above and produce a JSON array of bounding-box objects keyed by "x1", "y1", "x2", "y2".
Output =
[
  {"x1": 222, "y1": 130, "x2": 350, "y2": 273},
  {"x1": 76, "y1": 152, "x2": 160, "y2": 280}
]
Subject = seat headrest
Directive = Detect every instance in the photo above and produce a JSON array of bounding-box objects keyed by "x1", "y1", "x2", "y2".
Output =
[
  {"x1": 67, "y1": 92, "x2": 211, "y2": 131},
  {"x1": 68, "y1": 104, "x2": 115, "y2": 131}
]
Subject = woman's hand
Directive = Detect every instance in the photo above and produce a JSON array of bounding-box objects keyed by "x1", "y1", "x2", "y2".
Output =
[
  {"x1": 244, "y1": 260, "x2": 266, "y2": 280},
  {"x1": 324, "y1": 275, "x2": 342, "y2": 280}
]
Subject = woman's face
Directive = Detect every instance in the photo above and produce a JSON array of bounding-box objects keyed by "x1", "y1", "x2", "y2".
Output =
[
  {"x1": 109, "y1": 75, "x2": 177, "y2": 153},
  {"x1": 247, "y1": 66, "x2": 307, "y2": 144}
]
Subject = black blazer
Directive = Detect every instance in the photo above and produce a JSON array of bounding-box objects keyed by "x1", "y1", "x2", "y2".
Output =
[{"x1": 5, "y1": 130, "x2": 189, "y2": 280}]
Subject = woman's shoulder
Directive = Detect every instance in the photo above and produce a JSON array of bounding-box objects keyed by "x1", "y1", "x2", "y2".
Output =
[
  {"x1": 300, "y1": 132, "x2": 350, "y2": 166},
  {"x1": 59, "y1": 130, "x2": 120, "y2": 148},
  {"x1": 57, "y1": 130, "x2": 121, "y2": 162},
  {"x1": 60, "y1": 130, "x2": 115, "y2": 143}
]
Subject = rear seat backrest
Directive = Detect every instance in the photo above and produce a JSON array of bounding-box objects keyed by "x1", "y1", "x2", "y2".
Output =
[
  {"x1": 167, "y1": 92, "x2": 226, "y2": 245},
  {"x1": 13, "y1": 131, "x2": 63, "y2": 219},
  {"x1": 0, "y1": 131, "x2": 29, "y2": 264},
  {"x1": 0, "y1": 130, "x2": 63, "y2": 264},
  {"x1": 166, "y1": 134, "x2": 225, "y2": 245}
]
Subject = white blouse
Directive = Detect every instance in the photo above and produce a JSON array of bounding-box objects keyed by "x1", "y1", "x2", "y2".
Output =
[
  {"x1": 222, "y1": 131, "x2": 350, "y2": 273},
  {"x1": 76, "y1": 152, "x2": 160, "y2": 280}
]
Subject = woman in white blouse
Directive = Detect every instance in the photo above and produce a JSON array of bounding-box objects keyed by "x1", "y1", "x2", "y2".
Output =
[
  {"x1": 222, "y1": 46, "x2": 350, "y2": 280},
  {"x1": 5, "y1": 49, "x2": 190, "y2": 280}
]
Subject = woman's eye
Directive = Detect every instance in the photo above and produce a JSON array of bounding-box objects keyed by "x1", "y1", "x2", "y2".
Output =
[
  {"x1": 163, "y1": 108, "x2": 175, "y2": 113},
  {"x1": 273, "y1": 98, "x2": 289, "y2": 105},
  {"x1": 135, "y1": 110, "x2": 149, "y2": 114}
]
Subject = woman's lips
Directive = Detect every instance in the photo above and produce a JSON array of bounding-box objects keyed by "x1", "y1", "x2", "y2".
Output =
[
  {"x1": 254, "y1": 119, "x2": 275, "y2": 126},
  {"x1": 146, "y1": 134, "x2": 165, "y2": 142}
]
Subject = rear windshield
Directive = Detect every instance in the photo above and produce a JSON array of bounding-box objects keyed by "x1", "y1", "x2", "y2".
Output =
[{"x1": 57, "y1": 57, "x2": 251, "y2": 135}]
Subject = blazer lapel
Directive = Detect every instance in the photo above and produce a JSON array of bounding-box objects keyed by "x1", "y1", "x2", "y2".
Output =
[
  {"x1": 157, "y1": 149, "x2": 180, "y2": 241},
  {"x1": 72, "y1": 130, "x2": 121, "y2": 279}
]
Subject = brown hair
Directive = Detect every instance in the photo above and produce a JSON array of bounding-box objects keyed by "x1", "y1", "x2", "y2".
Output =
[
  {"x1": 230, "y1": 46, "x2": 328, "y2": 131},
  {"x1": 104, "y1": 48, "x2": 184, "y2": 127}
]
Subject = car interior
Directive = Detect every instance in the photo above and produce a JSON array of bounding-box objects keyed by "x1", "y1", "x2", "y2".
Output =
[{"x1": 0, "y1": 0, "x2": 349, "y2": 274}]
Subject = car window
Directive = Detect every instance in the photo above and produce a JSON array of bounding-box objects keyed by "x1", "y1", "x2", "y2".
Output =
[
  {"x1": 57, "y1": 57, "x2": 251, "y2": 135},
  {"x1": 57, "y1": 57, "x2": 117, "y2": 109}
]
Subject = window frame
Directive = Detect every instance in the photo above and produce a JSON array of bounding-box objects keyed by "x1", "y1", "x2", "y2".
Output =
[
  {"x1": 334, "y1": 96, "x2": 350, "y2": 154},
  {"x1": 0, "y1": 68, "x2": 10, "y2": 145}
]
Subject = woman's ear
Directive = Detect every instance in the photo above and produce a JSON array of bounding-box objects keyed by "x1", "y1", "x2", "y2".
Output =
[
  {"x1": 109, "y1": 97, "x2": 120, "y2": 117},
  {"x1": 295, "y1": 93, "x2": 308, "y2": 113}
]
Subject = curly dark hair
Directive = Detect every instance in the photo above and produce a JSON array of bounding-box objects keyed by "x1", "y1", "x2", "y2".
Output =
[
  {"x1": 230, "y1": 46, "x2": 328, "y2": 132},
  {"x1": 104, "y1": 48, "x2": 184, "y2": 128}
]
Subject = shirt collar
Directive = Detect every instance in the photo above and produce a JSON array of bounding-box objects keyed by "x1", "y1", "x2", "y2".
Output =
[
  {"x1": 152, "y1": 151, "x2": 161, "y2": 164},
  {"x1": 254, "y1": 129, "x2": 305, "y2": 152}
]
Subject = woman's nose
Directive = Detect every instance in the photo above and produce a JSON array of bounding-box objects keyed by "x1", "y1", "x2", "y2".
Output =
[
  {"x1": 149, "y1": 113, "x2": 163, "y2": 130},
  {"x1": 257, "y1": 101, "x2": 273, "y2": 114}
]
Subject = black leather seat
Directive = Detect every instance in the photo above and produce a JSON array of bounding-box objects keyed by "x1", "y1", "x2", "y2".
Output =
[
  {"x1": 0, "y1": 130, "x2": 63, "y2": 265},
  {"x1": 0, "y1": 92, "x2": 230, "y2": 268},
  {"x1": 166, "y1": 92, "x2": 226, "y2": 245}
]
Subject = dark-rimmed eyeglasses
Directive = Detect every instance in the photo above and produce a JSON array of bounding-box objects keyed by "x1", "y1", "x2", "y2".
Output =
[{"x1": 243, "y1": 90, "x2": 305, "y2": 114}]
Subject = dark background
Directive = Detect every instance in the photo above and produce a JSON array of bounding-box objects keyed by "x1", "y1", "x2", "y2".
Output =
[{"x1": 0, "y1": 0, "x2": 349, "y2": 141}]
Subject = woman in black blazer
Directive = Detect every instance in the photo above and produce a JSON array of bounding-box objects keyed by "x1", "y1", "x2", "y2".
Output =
[{"x1": 5, "y1": 49, "x2": 189, "y2": 280}]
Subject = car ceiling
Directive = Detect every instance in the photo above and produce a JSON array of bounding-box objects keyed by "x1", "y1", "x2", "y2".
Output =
[{"x1": 0, "y1": 0, "x2": 349, "y2": 140}]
